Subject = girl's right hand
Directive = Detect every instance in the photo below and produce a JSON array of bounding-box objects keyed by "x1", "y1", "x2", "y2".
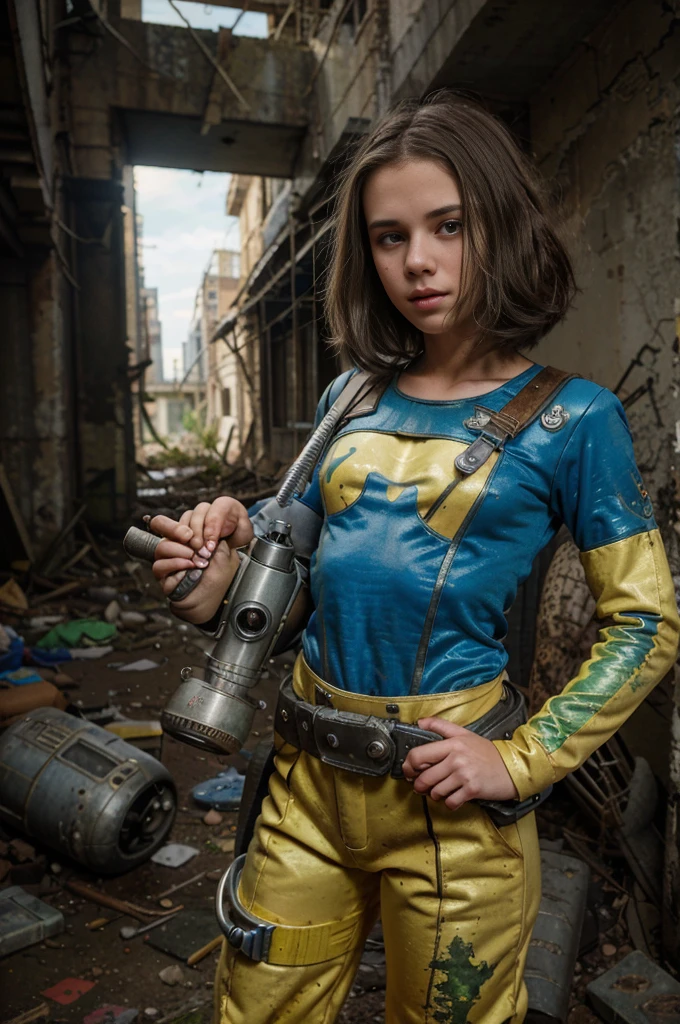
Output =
[{"x1": 150, "y1": 497, "x2": 254, "y2": 624}]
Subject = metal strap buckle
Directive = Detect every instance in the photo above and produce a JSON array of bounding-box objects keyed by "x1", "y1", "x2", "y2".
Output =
[
  {"x1": 313, "y1": 708, "x2": 396, "y2": 776},
  {"x1": 454, "y1": 434, "x2": 502, "y2": 476},
  {"x1": 216, "y1": 854, "x2": 275, "y2": 961}
]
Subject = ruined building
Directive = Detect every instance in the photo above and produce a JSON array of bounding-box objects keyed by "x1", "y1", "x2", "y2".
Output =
[{"x1": 2, "y1": 0, "x2": 680, "y2": 955}]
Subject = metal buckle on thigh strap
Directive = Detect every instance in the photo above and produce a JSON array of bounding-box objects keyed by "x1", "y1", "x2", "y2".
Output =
[{"x1": 216, "y1": 854, "x2": 364, "y2": 964}]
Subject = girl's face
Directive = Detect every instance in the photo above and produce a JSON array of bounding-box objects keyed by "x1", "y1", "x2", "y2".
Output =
[{"x1": 363, "y1": 158, "x2": 465, "y2": 335}]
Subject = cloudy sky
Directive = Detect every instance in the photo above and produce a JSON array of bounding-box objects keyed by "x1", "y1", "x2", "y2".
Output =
[{"x1": 136, "y1": 2, "x2": 267, "y2": 380}]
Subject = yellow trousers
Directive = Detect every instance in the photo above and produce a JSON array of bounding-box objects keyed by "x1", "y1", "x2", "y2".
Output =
[{"x1": 214, "y1": 656, "x2": 541, "y2": 1024}]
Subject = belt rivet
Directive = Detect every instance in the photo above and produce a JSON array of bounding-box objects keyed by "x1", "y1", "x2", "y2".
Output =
[
  {"x1": 302, "y1": 721, "x2": 309, "y2": 731},
  {"x1": 386, "y1": 704, "x2": 399, "y2": 714},
  {"x1": 280, "y1": 709, "x2": 289, "y2": 722},
  {"x1": 326, "y1": 733, "x2": 339, "y2": 748},
  {"x1": 367, "y1": 740, "x2": 387, "y2": 759}
]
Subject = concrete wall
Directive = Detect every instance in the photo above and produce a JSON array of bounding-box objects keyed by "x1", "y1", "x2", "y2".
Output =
[
  {"x1": 530, "y1": 0, "x2": 680, "y2": 534},
  {"x1": 0, "y1": 251, "x2": 73, "y2": 551}
]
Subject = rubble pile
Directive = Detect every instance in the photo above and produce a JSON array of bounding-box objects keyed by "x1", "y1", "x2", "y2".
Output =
[
  {"x1": 0, "y1": 517, "x2": 678, "y2": 1024},
  {"x1": 135, "y1": 456, "x2": 283, "y2": 522}
]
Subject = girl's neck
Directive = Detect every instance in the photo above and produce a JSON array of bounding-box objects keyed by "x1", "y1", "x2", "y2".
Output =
[{"x1": 398, "y1": 331, "x2": 534, "y2": 402}]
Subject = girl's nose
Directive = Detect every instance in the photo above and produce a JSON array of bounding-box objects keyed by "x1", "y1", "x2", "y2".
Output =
[{"x1": 404, "y1": 237, "x2": 435, "y2": 276}]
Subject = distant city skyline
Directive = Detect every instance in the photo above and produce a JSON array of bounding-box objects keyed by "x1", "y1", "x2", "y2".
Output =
[{"x1": 136, "y1": 1, "x2": 267, "y2": 380}]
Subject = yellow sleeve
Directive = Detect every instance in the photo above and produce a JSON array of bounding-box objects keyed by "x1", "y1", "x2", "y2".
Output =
[{"x1": 493, "y1": 529, "x2": 679, "y2": 800}]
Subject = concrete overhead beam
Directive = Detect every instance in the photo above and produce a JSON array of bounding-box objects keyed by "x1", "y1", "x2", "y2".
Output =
[
  {"x1": 69, "y1": 18, "x2": 313, "y2": 176},
  {"x1": 391, "y1": 0, "x2": 619, "y2": 106}
]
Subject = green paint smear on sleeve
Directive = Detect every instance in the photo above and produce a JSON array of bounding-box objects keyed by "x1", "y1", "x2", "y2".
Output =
[{"x1": 530, "y1": 614, "x2": 658, "y2": 754}]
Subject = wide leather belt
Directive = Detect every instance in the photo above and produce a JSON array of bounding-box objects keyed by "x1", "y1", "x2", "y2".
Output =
[{"x1": 274, "y1": 677, "x2": 551, "y2": 826}]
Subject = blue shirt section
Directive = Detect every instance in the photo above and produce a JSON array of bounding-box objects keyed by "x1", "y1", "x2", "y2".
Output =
[{"x1": 298, "y1": 365, "x2": 656, "y2": 697}]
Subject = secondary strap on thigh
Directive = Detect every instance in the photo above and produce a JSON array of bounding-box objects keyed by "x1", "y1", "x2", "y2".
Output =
[{"x1": 216, "y1": 855, "x2": 365, "y2": 965}]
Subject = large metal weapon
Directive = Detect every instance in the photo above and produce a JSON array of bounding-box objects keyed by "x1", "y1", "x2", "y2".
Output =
[{"x1": 123, "y1": 394, "x2": 347, "y2": 756}]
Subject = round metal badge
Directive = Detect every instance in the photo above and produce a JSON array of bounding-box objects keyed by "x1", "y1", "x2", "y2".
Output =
[{"x1": 540, "y1": 404, "x2": 570, "y2": 432}]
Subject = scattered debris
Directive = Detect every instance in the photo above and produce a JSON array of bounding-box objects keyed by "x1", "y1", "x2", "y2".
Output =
[
  {"x1": 153, "y1": 872, "x2": 206, "y2": 902},
  {"x1": 116, "y1": 659, "x2": 162, "y2": 672},
  {"x1": 86, "y1": 918, "x2": 112, "y2": 931},
  {"x1": 0, "y1": 668, "x2": 44, "y2": 685},
  {"x1": 158, "y1": 966, "x2": 185, "y2": 987},
  {"x1": 186, "y1": 935, "x2": 223, "y2": 967},
  {"x1": 104, "y1": 601, "x2": 121, "y2": 623},
  {"x1": 212, "y1": 838, "x2": 235, "y2": 855},
  {"x1": 192, "y1": 766, "x2": 245, "y2": 810},
  {"x1": 83, "y1": 1006, "x2": 139, "y2": 1024},
  {"x1": 8, "y1": 839, "x2": 36, "y2": 864},
  {"x1": 0, "y1": 1002, "x2": 50, "y2": 1024},
  {"x1": 66, "y1": 882, "x2": 181, "y2": 921},
  {"x1": 0, "y1": 887, "x2": 64, "y2": 957},
  {"x1": 36, "y1": 620, "x2": 117, "y2": 651},
  {"x1": 151, "y1": 844, "x2": 199, "y2": 869},
  {"x1": 587, "y1": 950, "x2": 680, "y2": 1022},
  {"x1": 120, "y1": 611, "x2": 147, "y2": 628},
  {"x1": 119, "y1": 909, "x2": 183, "y2": 941},
  {"x1": 0, "y1": 579, "x2": 29, "y2": 611},
  {"x1": 69, "y1": 646, "x2": 115, "y2": 660},
  {"x1": 147, "y1": 909, "x2": 217, "y2": 962},
  {"x1": 202, "y1": 809, "x2": 223, "y2": 826},
  {"x1": 40, "y1": 978, "x2": 96, "y2": 1006}
]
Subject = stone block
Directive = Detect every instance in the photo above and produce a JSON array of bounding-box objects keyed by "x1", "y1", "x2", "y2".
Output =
[{"x1": 587, "y1": 950, "x2": 680, "y2": 1023}]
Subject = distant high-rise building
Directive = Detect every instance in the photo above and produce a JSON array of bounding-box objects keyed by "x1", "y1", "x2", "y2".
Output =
[{"x1": 141, "y1": 286, "x2": 164, "y2": 384}]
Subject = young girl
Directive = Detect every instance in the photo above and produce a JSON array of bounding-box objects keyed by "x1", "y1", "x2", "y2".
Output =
[{"x1": 150, "y1": 93, "x2": 679, "y2": 1023}]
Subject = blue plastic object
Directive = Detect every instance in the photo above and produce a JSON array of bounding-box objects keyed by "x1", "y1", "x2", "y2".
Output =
[
  {"x1": 192, "y1": 766, "x2": 245, "y2": 810},
  {"x1": 0, "y1": 636, "x2": 24, "y2": 674},
  {"x1": 0, "y1": 668, "x2": 43, "y2": 685}
]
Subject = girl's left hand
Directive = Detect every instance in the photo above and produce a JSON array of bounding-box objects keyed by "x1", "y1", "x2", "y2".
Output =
[{"x1": 401, "y1": 716, "x2": 519, "y2": 810}]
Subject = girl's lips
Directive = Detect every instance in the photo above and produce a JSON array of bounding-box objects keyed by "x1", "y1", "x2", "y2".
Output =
[{"x1": 409, "y1": 293, "x2": 447, "y2": 310}]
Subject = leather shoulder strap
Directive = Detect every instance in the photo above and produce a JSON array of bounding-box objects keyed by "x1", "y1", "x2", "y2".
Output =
[
  {"x1": 337, "y1": 371, "x2": 388, "y2": 425},
  {"x1": 492, "y1": 366, "x2": 576, "y2": 437},
  {"x1": 455, "y1": 366, "x2": 578, "y2": 476}
]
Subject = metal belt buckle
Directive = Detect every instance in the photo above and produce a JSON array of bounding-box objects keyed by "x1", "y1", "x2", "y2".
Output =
[{"x1": 313, "y1": 709, "x2": 395, "y2": 776}]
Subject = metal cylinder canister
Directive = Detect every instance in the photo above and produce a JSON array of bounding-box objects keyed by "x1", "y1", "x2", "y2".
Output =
[{"x1": 0, "y1": 708, "x2": 176, "y2": 874}]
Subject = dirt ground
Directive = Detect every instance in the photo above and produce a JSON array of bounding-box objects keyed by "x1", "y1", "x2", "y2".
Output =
[
  {"x1": 0, "y1": 560, "x2": 388, "y2": 1024},
  {"x1": 0, "y1": 557, "x2": 669, "y2": 1024}
]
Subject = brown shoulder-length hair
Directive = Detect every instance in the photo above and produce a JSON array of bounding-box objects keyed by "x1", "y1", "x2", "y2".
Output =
[{"x1": 326, "y1": 91, "x2": 576, "y2": 377}]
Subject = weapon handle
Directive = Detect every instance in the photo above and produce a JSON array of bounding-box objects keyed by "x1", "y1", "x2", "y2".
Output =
[{"x1": 123, "y1": 526, "x2": 203, "y2": 601}]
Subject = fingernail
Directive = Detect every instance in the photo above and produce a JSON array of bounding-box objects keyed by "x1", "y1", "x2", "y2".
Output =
[
  {"x1": 188, "y1": 569, "x2": 202, "y2": 581},
  {"x1": 206, "y1": 540, "x2": 216, "y2": 552},
  {"x1": 198, "y1": 546, "x2": 210, "y2": 559},
  {"x1": 194, "y1": 558, "x2": 209, "y2": 569}
]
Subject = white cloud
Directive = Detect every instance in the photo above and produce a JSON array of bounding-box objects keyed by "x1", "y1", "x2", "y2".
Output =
[{"x1": 134, "y1": 167, "x2": 238, "y2": 379}]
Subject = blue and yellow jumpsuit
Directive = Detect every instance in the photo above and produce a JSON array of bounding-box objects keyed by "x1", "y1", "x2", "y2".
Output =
[{"x1": 215, "y1": 363, "x2": 679, "y2": 1023}]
